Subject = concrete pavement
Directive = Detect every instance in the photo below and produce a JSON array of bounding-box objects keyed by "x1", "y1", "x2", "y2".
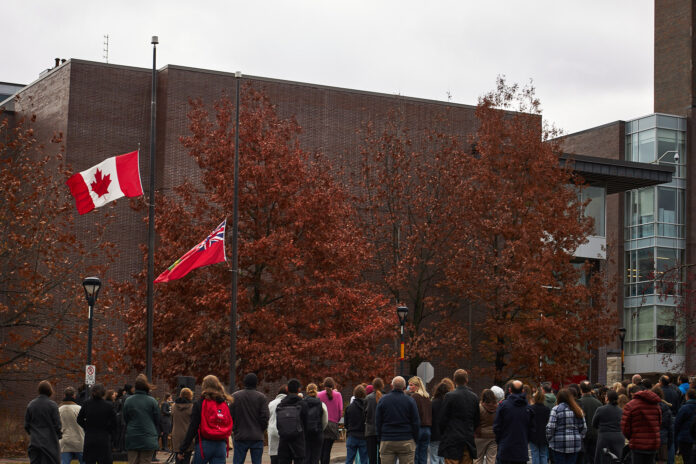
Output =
[{"x1": 0, "y1": 441, "x2": 349, "y2": 464}]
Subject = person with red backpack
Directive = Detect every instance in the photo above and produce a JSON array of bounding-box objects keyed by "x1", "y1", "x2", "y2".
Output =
[{"x1": 177, "y1": 375, "x2": 233, "y2": 464}]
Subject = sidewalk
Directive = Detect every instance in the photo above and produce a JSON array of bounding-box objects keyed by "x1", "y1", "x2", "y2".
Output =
[{"x1": 0, "y1": 441, "x2": 348, "y2": 464}]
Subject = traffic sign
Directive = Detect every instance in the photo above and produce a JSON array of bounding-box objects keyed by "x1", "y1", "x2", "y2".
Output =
[
  {"x1": 417, "y1": 361, "x2": 434, "y2": 384},
  {"x1": 85, "y1": 365, "x2": 96, "y2": 386}
]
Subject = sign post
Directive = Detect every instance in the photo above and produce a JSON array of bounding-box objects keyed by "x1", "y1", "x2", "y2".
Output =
[{"x1": 85, "y1": 364, "x2": 96, "y2": 386}]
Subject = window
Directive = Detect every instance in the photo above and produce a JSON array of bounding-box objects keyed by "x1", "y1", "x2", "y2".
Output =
[
  {"x1": 581, "y1": 185, "x2": 605, "y2": 236},
  {"x1": 656, "y1": 306, "x2": 677, "y2": 354}
]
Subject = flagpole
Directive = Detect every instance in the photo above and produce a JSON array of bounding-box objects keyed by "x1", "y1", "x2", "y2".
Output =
[
  {"x1": 146, "y1": 36, "x2": 158, "y2": 382},
  {"x1": 230, "y1": 71, "x2": 241, "y2": 392}
]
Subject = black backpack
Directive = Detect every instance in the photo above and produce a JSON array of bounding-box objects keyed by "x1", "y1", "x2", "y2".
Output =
[
  {"x1": 305, "y1": 398, "x2": 323, "y2": 434},
  {"x1": 276, "y1": 402, "x2": 303, "y2": 439}
]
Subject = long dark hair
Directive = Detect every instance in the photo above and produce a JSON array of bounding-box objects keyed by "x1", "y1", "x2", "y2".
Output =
[
  {"x1": 433, "y1": 379, "x2": 454, "y2": 400},
  {"x1": 324, "y1": 377, "x2": 335, "y2": 400},
  {"x1": 557, "y1": 388, "x2": 583, "y2": 418}
]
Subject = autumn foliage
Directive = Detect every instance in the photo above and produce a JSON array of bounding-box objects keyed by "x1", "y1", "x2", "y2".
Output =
[
  {"x1": 0, "y1": 113, "x2": 113, "y2": 392},
  {"x1": 116, "y1": 87, "x2": 394, "y2": 386},
  {"x1": 353, "y1": 111, "x2": 472, "y2": 372},
  {"x1": 446, "y1": 79, "x2": 615, "y2": 384}
]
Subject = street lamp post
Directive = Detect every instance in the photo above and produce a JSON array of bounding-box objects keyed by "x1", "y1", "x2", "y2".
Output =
[
  {"x1": 397, "y1": 305, "x2": 408, "y2": 377},
  {"x1": 619, "y1": 327, "x2": 626, "y2": 381},
  {"x1": 82, "y1": 277, "x2": 102, "y2": 367}
]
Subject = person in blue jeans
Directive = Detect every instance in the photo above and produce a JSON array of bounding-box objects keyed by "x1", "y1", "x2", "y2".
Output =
[
  {"x1": 231, "y1": 373, "x2": 269, "y2": 464},
  {"x1": 529, "y1": 389, "x2": 551, "y2": 464},
  {"x1": 177, "y1": 375, "x2": 234, "y2": 464},
  {"x1": 345, "y1": 386, "x2": 368, "y2": 464},
  {"x1": 407, "y1": 376, "x2": 431, "y2": 464}
]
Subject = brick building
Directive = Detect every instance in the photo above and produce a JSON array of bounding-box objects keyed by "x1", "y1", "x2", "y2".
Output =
[
  {"x1": 1, "y1": 0, "x2": 688, "y2": 412},
  {"x1": 560, "y1": 0, "x2": 696, "y2": 376}
]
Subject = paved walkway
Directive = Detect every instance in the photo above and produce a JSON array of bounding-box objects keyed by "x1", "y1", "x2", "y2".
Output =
[{"x1": 0, "y1": 441, "x2": 348, "y2": 464}]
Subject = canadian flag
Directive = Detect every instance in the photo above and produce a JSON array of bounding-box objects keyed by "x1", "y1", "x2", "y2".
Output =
[{"x1": 66, "y1": 150, "x2": 143, "y2": 215}]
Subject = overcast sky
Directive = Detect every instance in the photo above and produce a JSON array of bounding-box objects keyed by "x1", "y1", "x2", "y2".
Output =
[{"x1": 4, "y1": 0, "x2": 653, "y2": 134}]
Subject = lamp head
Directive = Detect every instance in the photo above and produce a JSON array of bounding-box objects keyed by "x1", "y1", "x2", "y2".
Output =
[
  {"x1": 396, "y1": 305, "x2": 408, "y2": 324},
  {"x1": 674, "y1": 152, "x2": 679, "y2": 162},
  {"x1": 618, "y1": 327, "x2": 627, "y2": 342},
  {"x1": 83, "y1": 276, "x2": 102, "y2": 307}
]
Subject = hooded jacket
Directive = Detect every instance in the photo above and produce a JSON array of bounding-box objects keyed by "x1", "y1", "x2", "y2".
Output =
[
  {"x1": 621, "y1": 389, "x2": 662, "y2": 451},
  {"x1": 493, "y1": 393, "x2": 535, "y2": 462},
  {"x1": 171, "y1": 397, "x2": 193, "y2": 452},
  {"x1": 674, "y1": 398, "x2": 696, "y2": 444}
]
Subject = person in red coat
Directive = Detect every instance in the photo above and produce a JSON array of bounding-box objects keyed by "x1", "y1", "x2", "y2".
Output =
[{"x1": 621, "y1": 389, "x2": 662, "y2": 464}]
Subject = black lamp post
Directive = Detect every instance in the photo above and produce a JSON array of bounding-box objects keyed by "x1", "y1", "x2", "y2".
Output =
[
  {"x1": 397, "y1": 305, "x2": 408, "y2": 377},
  {"x1": 82, "y1": 277, "x2": 102, "y2": 366},
  {"x1": 619, "y1": 327, "x2": 626, "y2": 381}
]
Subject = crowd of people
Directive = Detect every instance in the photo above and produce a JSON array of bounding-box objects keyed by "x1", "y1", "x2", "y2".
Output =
[{"x1": 22, "y1": 370, "x2": 696, "y2": 464}]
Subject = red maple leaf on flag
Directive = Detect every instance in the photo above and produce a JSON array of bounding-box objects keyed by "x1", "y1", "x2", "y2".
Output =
[{"x1": 90, "y1": 169, "x2": 111, "y2": 197}]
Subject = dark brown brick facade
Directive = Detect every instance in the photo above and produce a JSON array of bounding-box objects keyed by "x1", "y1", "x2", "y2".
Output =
[
  {"x1": 4, "y1": 60, "x2": 483, "y2": 413},
  {"x1": 654, "y1": 0, "x2": 696, "y2": 115}
]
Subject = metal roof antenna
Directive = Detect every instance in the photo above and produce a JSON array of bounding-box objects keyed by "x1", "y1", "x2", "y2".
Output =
[{"x1": 103, "y1": 34, "x2": 109, "y2": 63}]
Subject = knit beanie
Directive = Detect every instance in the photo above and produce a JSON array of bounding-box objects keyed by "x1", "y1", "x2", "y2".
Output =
[{"x1": 243, "y1": 373, "x2": 258, "y2": 388}]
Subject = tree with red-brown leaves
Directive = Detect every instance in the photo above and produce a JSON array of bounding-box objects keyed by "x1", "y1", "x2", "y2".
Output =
[
  {"x1": 0, "y1": 113, "x2": 114, "y2": 392},
  {"x1": 115, "y1": 87, "x2": 394, "y2": 387},
  {"x1": 446, "y1": 78, "x2": 615, "y2": 385},
  {"x1": 352, "y1": 110, "x2": 472, "y2": 373}
]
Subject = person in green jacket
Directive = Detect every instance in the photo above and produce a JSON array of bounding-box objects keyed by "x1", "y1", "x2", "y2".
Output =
[{"x1": 122, "y1": 374, "x2": 160, "y2": 464}]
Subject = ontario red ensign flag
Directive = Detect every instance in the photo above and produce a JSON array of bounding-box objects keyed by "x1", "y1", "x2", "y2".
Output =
[
  {"x1": 155, "y1": 220, "x2": 227, "y2": 283},
  {"x1": 66, "y1": 150, "x2": 143, "y2": 215}
]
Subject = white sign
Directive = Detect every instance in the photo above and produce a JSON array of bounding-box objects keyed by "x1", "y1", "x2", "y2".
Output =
[
  {"x1": 85, "y1": 365, "x2": 96, "y2": 386},
  {"x1": 417, "y1": 361, "x2": 434, "y2": 384}
]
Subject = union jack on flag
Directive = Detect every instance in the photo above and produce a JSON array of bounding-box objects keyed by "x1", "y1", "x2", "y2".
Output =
[
  {"x1": 155, "y1": 219, "x2": 227, "y2": 283},
  {"x1": 197, "y1": 221, "x2": 226, "y2": 251}
]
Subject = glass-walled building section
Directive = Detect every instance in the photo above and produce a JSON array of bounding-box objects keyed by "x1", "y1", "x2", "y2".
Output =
[{"x1": 623, "y1": 114, "x2": 686, "y2": 370}]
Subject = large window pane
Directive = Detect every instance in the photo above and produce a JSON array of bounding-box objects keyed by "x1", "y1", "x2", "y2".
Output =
[
  {"x1": 657, "y1": 129, "x2": 678, "y2": 163},
  {"x1": 582, "y1": 186, "x2": 605, "y2": 236},
  {"x1": 636, "y1": 306, "x2": 654, "y2": 339},
  {"x1": 630, "y1": 188, "x2": 654, "y2": 226},
  {"x1": 658, "y1": 187, "x2": 677, "y2": 223},
  {"x1": 637, "y1": 248, "x2": 654, "y2": 282},
  {"x1": 638, "y1": 130, "x2": 656, "y2": 163}
]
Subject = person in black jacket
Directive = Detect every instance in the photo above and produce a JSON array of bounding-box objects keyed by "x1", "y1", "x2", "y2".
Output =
[
  {"x1": 160, "y1": 394, "x2": 173, "y2": 451},
  {"x1": 430, "y1": 379, "x2": 453, "y2": 464},
  {"x1": 303, "y1": 383, "x2": 328, "y2": 464},
  {"x1": 77, "y1": 384, "x2": 118, "y2": 464},
  {"x1": 277, "y1": 379, "x2": 310, "y2": 464},
  {"x1": 345, "y1": 385, "x2": 368, "y2": 464},
  {"x1": 529, "y1": 389, "x2": 551, "y2": 464},
  {"x1": 25, "y1": 380, "x2": 62, "y2": 464},
  {"x1": 365, "y1": 378, "x2": 385, "y2": 464},
  {"x1": 493, "y1": 380, "x2": 535, "y2": 464},
  {"x1": 438, "y1": 369, "x2": 480, "y2": 464},
  {"x1": 231, "y1": 373, "x2": 269, "y2": 464},
  {"x1": 592, "y1": 390, "x2": 625, "y2": 464},
  {"x1": 652, "y1": 387, "x2": 674, "y2": 464}
]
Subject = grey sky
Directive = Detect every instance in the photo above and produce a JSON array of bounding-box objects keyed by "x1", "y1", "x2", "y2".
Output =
[{"x1": 4, "y1": 0, "x2": 653, "y2": 134}]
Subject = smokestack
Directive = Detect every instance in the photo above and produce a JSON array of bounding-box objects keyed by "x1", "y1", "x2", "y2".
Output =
[{"x1": 54, "y1": 58, "x2": 60, "y2": 68}]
